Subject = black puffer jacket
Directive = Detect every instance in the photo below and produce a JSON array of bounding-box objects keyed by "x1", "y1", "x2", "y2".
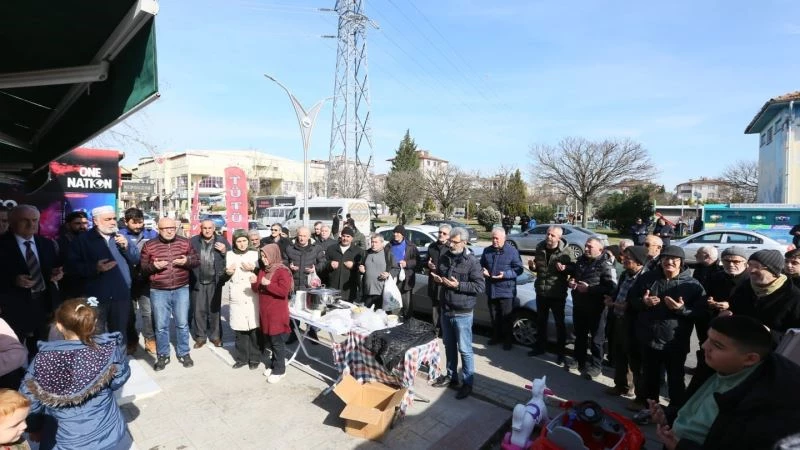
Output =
[
  {"x1": 569, "y1": 253, "x2": 617, "y2": 306},
  {"x1": 729, "y1": 277, "x2": 800, "y2": 343},
  {"x1": 438, "y1": 250, "x2": 485, "y2": 312},
  {"x1": 364, "y1": 318, "x2": 436, "y2": 371},
  {"x1": 285, "y1": 242, "x2": 326, "y2": 289},
  {"x1": 532, "y1": 238, "x2": 575, "y2": 299},
  {"x1": 629, "y1": 268, "x2": 705, "y2": 352}
]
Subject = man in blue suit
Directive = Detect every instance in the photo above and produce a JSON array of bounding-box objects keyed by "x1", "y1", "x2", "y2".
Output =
[
  {"x1": 67, "y1": 205, "x2": 139, "y2": 341},
  {"x1": 0, "y1": 205, "x2": 63, "y2": 357}
]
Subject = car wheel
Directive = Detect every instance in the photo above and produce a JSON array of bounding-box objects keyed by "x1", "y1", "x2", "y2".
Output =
[
  {"x1": 511, "y1": 309, "x2": 537, "y2": 346},
  {"x1": 567, "y1": 244, "x2": 582, "y2": 259},
  {"x1": 507, "y1": 240, "x2": 518, "y2": 249}
]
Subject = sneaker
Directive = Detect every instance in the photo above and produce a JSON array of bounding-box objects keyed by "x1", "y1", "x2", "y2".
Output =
[
  {"x1": 632, "y1": 409, "x2": 651, "y2": 425},
  {"x1": 144, "y1": 338, "x2": 156, "y2": 355},
  {"x1": 153, "y1": 355, "x2": 170, "y2": 371},
  {"x1": 267, "y1": 373, "x2": 285, "y2": 384},
  {"x1": 177, "y1": 354, "x2": 194, "y2": 368},
  {"x1": 263, "y1": 368, "x2": 272, "y2": 378}
]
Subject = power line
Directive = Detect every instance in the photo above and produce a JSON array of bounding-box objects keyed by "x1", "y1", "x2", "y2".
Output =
[
  {"x1": 404, "y1": 0, "x2": 514, "y2": 109},
  {"x1": 384, "y1": 0, "x2": 495, "y2": 105}
]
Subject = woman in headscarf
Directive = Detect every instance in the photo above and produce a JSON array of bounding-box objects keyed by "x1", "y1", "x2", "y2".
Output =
[
  {"x1": 251, "y1": 243, "x2": 294, "y2": 383},
  {"x1": 224, "y1": 229, "x2": 260, "y2": 369}
]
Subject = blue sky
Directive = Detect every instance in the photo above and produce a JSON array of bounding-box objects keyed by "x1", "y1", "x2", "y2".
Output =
[{"x1": 111, "y1": 0, "x2": 800, "y2": 191}]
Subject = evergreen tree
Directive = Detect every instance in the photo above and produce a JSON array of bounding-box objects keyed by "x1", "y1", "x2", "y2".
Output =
[
  {"x1": 507, "y1": 169, "x2": 528, "y2": 215},
  {"x1": 390, "y1": 129, "x2": 420, "y2": 173}
]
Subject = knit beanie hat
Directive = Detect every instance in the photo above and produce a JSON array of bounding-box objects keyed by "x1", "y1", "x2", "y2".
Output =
[
  {"x1": 624, "y1": 245, "x2": 648, "y2": 266},
  {"x1": 660, "y1": 245, "x2": 685, "y2": 260},
  {"x1": 721, "y1": 246, "x2": 747, "y2": 259},
  {"x1": 748, "y1": 249, "x2": 784, "y2": 276}
]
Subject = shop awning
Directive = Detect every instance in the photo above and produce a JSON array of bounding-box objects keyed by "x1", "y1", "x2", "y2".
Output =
[{"x1": 0, "y1": 0, "x2": 160, "y2": 186}]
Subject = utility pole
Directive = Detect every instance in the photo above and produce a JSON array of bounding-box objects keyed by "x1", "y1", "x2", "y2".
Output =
[{"x1": 322, "y1": 0, "x2": 377, "y2": 199}]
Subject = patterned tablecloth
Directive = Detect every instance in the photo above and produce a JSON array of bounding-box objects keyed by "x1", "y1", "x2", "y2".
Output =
[{"x1": 332, "y1": 327, "x2": 442, "y2": 414}]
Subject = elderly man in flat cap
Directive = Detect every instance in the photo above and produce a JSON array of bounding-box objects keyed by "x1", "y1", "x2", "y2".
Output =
[{"x1": 67, "y1": 205, "x2": 139, "y2": 348}]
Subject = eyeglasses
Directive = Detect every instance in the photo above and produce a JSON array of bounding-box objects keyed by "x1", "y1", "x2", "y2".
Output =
[
  {"x1": 448, "y1": 239, "x2": 463, "y2": 245},
  {"x1": 271, "y1": 228, "x2": 281, "y2": 232},
  {"x1": 439, "y1": 231, "x2": 449, "y2": 235},
  {"x1": 159, "y1": 227, "x2": 176, "y2": 231}
]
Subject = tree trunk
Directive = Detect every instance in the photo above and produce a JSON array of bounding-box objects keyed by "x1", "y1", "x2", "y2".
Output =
[{"x1": 581, "y1": 200, "x2": 590, "y2": 228}]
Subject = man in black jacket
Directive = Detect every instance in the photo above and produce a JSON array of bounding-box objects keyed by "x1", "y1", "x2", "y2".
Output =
[
  {"x1": 651, "y1": 315, "x2": 800, "y2": 450},
  {"x1": 189, "y1": 220, "x2": 230, "y2": 348},
  {"x1": 0, "y1": 205, "x2": 63, "y2": 358},
  {"x1": 527, "y1": 226, "x2": 575, "y2": 363},
  {"x1": 430, "y1": 227, "x2": 485, "y2": 400},
  {"x1": 728, "y1": 249, "x2": 800, "y2": 343},
  {"x1": 630, "y1": 218, "x2": 648, "y2": 246},
  {"x1": 388, "y1": 225, "x2": 419, "y2": 320},
  {"x1": 568, "y1": 237, "x2": 617, "y2": 378},
  {"x1": 322, "y1": 227, "x2": 364, "y2": 301},
  {"x1": 630, "y1": 245, "x2": 705, "y2": 409},
  {"x1": 426, "y1": 223, "x2": 451, "y2": 332},
  {"x1": 285, "y1": 226, "x2": 326, "y2": 290}
]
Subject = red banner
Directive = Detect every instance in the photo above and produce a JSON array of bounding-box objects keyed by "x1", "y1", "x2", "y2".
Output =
[
  {"x1": 190, "y1": 182, "x2": 201, "y2": 236},
  {"x1": 224, "y1": 167, "x2": 249, "y2": 243}
]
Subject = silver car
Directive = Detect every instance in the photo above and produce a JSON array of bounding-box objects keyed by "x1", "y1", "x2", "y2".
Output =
[
  {"x1": 411, "y1": 269, "x2": 574, "y2": 346},
  {"x1": 508, "y1": 224, "x2": 609, "y2": 259},
  {"x1": 674, "y1": 229, "x2": 789, "y2": 265}
]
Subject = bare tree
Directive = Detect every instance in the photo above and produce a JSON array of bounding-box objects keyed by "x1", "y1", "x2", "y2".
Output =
[
  {"x1": 327, "y1": 155, "x2": 373, "y2": 198},
  {"x1": 530, "y1": 137, "x2": 657, "y2": 227},
  {"x1": 383, "y1": 170, "x2": 424, "y2": 222},
  {"x1": 720, "y1": 160, "x2": 758, "y2": 203},
  {"x1": 421, "y1": 165, "x2": 473, "y2": 216}
]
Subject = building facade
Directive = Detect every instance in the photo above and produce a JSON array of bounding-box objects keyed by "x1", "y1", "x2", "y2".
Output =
[
  {"x1": 126, "y1": 150, "x2": 326, "y2": 215},
  {"x1": 745, "y1": 91, "x2": 800, "y2": 203},
  {"x1": 675, "y1": 177, "x2": 729, "y2": 202}
]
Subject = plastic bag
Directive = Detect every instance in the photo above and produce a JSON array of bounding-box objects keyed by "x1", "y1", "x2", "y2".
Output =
[
  {"x1": 398, "y1": 267, "x2": 406, "y2": 282},
  {"x1": 307, "y1": 271, "x2": 322, "y2": 288},
  {"x1": 382, "y1": 275, "x2": 403, "y2": 311}
]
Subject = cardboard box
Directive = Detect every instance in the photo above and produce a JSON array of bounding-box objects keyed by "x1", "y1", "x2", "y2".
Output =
[{"x1": 333, "y1": 374, "x2": 407, "y2": 440}]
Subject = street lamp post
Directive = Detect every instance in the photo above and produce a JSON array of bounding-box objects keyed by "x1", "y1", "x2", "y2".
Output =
[{"x1": 264, "y1": 74, "x2": 330, "y2": 229}]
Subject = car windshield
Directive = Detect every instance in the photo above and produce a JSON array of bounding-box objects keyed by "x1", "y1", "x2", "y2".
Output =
[{"x1": 574, "y1": 226, "x2": 593, "y2": 234}]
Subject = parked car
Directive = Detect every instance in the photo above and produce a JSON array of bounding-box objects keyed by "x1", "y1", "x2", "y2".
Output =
[
  {"x1": 116, "y1": 213, "x2": 155, "y2": 230},
  {"x1": 410, "y1": 268, "x2": 574, "y2": 346},
  {"x1": 674, "y1": 229, "x2": 790, "y2": 265},
  {"x1": 508, "y1": 224, "x2": 609, "y2": 258},
  {"x1": 421, "y1": 220, "x2": 478, "y2": 242},
  {"x1": 200, "y1": 213, "x2": 226, "y2": 231},
  {"x1": 248, "y1": 220, "x2": 270, "y2": 239},
  {"x1": 374, "y1": 224, "x2": 483, "y2": 271}
]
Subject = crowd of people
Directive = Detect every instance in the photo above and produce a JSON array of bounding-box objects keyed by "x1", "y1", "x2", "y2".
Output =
[{"x1": 0, "y1": 202, "x2": 799, "y2": 448}]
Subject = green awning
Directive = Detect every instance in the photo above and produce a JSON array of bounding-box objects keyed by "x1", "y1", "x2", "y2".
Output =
[{"x1": 0, "y1": 0, "x2": 159, "y2": 185}]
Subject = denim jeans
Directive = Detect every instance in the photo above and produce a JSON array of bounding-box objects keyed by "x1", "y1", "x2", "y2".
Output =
[
  {"x1": 441, "y1": 311, "x2": 475, "y2": 386},
  {"x1": 150, "y1": 287, "x2": 191, "y2": 357}
]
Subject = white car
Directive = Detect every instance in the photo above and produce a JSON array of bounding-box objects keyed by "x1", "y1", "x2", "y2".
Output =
[
  {"x1": 374, "y1": 224, "x2": 483, "y2": 269},
  {"x1": 248, "y1": 220, "x2": 270, "y2": 239},
  {"x1": 143, "y1": 213, "x2": 156, "y2": 230},
  {"x1": 674, "y1": 229, "x2": 790, "y2": 265}
]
